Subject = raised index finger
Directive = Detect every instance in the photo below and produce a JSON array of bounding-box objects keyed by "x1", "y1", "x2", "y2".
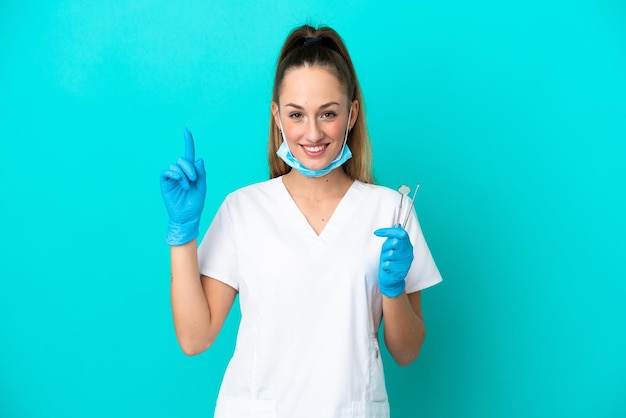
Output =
[{"x1": 184, "y1": 127, "x2": 195, "y2": 161}]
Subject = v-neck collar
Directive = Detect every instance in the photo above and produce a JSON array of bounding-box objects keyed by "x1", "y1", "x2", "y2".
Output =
[{"x1": 276, "y1": 176, "x2": 368, "y2": 242}]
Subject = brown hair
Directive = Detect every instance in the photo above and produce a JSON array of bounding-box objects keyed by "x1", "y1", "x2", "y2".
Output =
[{"x1": 267, "y1": 25, "x2": 373, "y2": 183}]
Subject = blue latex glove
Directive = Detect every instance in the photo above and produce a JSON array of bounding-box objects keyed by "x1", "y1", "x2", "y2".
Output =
[
  {"x1": 373, "y1": 226, "x2": 414, "y2": 297},
  {"x1": 160, "y1": 128, "x2": 206, "y2": 245}
]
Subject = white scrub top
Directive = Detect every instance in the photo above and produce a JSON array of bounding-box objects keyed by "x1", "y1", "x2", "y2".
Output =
[{"x1": 198, "y1": 177, "x2": 442, "y2": 418}]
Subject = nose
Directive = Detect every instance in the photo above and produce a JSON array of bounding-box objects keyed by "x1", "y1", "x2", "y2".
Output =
[{"x1": 304, "y1": 119, "x2": 324, "y2": 142}]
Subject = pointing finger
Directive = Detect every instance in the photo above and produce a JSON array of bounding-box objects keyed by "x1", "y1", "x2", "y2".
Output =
[{"x1": 184, "y1": 127, "x2": 195, "y2": 162}]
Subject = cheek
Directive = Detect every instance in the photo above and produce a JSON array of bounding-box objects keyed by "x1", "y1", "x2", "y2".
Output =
[
  {"x1": 325, "y1": 120, "x2": 348, "y2": 139},
  {"x1": 282, "y1": 124, "x2": 301, "y2": 141}
]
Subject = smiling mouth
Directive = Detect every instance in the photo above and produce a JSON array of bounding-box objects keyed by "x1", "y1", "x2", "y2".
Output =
[{"x1": 301, "y1": 144, "x2": 328, "y2": 154}]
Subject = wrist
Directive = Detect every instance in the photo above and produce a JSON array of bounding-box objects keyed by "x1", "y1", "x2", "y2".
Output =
[
  {"x1": 379, "y1": 279, "x2": 406, "y2": 298},
  {"x1": 166, "y1": 218, "x2": 200, "y2": 246}
]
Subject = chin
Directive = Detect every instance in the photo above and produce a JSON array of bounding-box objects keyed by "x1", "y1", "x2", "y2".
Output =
[{"x1": 301, "y1": 161, "x2": 332, "y2": 171}]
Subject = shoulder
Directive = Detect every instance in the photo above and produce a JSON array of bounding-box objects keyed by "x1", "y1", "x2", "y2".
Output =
[
  {"x1": 354, "y1": 181, "x2": 399, "y2": 201},
  {"x1": 223, "y1": 177, "x2": 283, "y2": 205}
]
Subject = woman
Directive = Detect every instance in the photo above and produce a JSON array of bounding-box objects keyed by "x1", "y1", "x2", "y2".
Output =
[{"x1": 160, "y1": 24, "x2": 442, "y2": 418}]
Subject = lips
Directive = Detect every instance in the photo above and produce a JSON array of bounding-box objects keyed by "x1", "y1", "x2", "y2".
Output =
[{"x1": 301, "y1": 143, "x2": 329, "y2": 156}]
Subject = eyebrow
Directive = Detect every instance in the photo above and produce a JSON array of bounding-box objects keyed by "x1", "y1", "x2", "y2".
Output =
[{"x1": 284, "y1": 102, "x2": 341, "y2": 110}]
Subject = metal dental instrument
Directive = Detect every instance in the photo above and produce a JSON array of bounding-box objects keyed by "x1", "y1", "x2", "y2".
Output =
[
  {"x1": 396, "y1": 185, "x2": 411, "y2": 226},
  {"x1": 401, "y1": 183, "x2": 420, "y2": 228}
]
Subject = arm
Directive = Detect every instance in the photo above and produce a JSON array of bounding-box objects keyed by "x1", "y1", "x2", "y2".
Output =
[
  {"x1": 170, "y1": 240, "x2": 237, "y2": 356},
  {"x1": 374, "y1": 226, "x2": 426, "y2": 366},
  {"x1": 382, "y1": 291, "x2": 425, "y2": 367},
  {"x1": 161, "y1": 129, "x2": 236, "y2": 355}
]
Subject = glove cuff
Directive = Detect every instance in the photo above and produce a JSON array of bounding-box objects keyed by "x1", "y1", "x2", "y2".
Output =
[
  {"x1": 379, "y1": 280, "x2": 406, "y2": 298},
  {"x1": 166, "y1": 218, "x2": 200, "y2": 246}
]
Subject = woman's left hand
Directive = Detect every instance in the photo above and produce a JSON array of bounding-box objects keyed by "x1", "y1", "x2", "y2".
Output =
[{"x1": 373, "y1": 226, "x2": 414, "y2": 297}]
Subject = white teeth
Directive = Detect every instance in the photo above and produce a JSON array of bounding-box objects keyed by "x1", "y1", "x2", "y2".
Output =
[{"x1": 303, "y1": 145, "x2": 326, "y2": 152}]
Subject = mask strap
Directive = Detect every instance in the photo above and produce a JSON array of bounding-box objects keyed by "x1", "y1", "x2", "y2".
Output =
[
  {"x1": 343, "y1": 106, "x2": 353, "y2": 146},
  {"x1": 335, "y1": 106, "x2": 353, "y2": 159},
  {"x1": 277, "y1": 111, "x2": 285, "y2": 139}
]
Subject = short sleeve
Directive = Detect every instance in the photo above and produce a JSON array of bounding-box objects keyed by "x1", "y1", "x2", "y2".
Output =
[
  {"x1": 197, "y1": 196, "x2": 240, "y2": 291},
  {"x1": 404, "y1": 208, "x2": 443, "y2": 293}
]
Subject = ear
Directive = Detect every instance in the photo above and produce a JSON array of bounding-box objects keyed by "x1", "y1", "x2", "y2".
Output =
[
  {"x1": 271, "y1": 101, "x2": 280, "y2": 126},
  {"x1": 349, "y1": 100, "x2": 359, "y2": 131}
]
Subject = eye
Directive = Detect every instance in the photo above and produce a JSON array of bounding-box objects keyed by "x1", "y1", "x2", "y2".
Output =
[
  {"x1": 288, "y1": 112, "x2": 303, "y2": 119},
  {"x1": 321, "y1": 111, "x2": 337, "y2": 119}
]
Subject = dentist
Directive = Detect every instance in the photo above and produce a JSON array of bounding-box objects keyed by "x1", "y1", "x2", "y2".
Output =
[{"x1": 160, "y1": 24, "x2": 442, "y2": 418}]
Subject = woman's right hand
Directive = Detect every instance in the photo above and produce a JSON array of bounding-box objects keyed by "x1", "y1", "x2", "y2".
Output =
[{"x1": 160, "y1": 128, "x2": 207, "y2": 246}]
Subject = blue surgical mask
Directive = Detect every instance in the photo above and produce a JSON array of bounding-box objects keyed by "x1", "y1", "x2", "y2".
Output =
[{"x1": 276, "y1": 107, "x2": 353, "y2": 178}]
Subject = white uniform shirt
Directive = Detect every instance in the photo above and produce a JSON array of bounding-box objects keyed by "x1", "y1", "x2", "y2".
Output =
[{"x1": 198, "y1": 177, "x2": 442, "y2": 418}]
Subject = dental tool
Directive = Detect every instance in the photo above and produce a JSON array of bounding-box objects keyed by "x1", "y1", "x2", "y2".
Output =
[
  {"x1": 401, "y1": 184, "x2": 420, "y2": 228},
  {"x1": 396, "y1": 185, "x2": 411, "y2": 226}
]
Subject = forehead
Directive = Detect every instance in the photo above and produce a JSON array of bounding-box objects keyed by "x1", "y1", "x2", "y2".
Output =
[{"x1": 279, "y1": 65, "x2": 348, "y2": 106}]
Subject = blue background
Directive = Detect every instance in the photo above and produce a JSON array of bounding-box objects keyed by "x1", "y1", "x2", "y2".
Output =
[{"x1": 1, "y1": 1, "x2": 625, "y2": 417}]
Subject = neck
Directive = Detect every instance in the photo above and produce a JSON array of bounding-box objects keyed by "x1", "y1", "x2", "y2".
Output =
[{"x1": 282, "y1": 167, "x2": 353, "y2": 199}]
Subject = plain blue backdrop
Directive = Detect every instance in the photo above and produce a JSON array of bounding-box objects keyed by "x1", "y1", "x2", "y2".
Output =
[{"x1": 1, "y1": 1, "x2": 625, "y2": 417}]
